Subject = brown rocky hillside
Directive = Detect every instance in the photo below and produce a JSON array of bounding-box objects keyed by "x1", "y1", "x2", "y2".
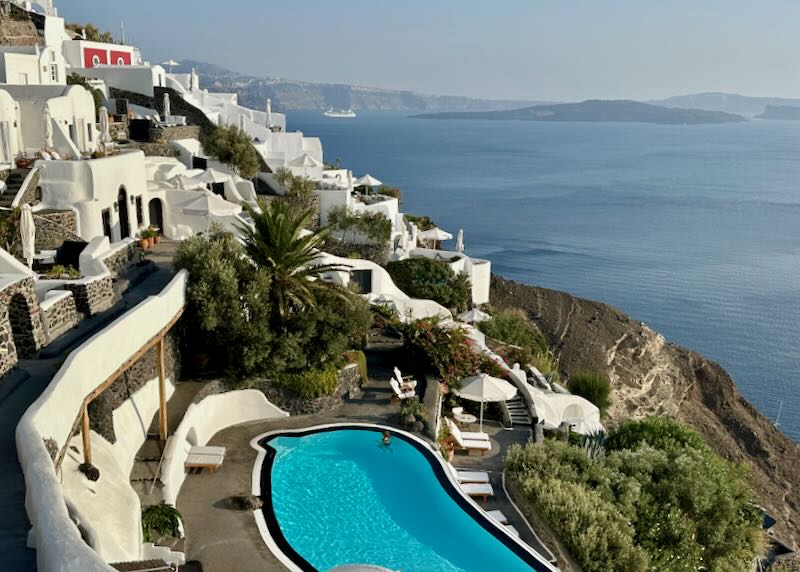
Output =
[
  {"x1": 490, "y1": 274, "x2": 799, "y2": 549},
  {"x1": 0, "y1": 3, "x2": 43, "y2": 46}
]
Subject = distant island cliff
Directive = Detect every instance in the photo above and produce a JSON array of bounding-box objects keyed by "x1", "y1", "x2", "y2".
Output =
[
  {"x1": 756, "y1": 105, "x2": 800, "y2": 120},
  {"x1": 413, "y1": 99, "x2": 748, "y2": 125}
]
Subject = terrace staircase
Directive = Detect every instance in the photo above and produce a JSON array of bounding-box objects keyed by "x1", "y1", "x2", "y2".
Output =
[
  {"x1": 506, "y1": 396, "x2": 532, "y2": 427},
  {"x1": 0, "y1": 168, "x2": 31, "y2": 208}
]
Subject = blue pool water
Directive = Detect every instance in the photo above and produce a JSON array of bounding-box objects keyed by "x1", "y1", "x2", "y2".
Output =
[{"x1": 264, "y1": 428, "x2": 547, "y2": 572}]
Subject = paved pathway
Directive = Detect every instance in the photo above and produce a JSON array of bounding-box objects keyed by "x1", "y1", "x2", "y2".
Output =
[
  {"x1": 177, "y1": 357, "x2": 553, "y2": 572},
  {"x1": 0, "y1": 244, "x2": 176, "y2": 570}
]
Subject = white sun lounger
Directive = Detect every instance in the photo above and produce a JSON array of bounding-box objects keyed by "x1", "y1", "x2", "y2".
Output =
[
  {"x1": 461, "y1": 482, "x2": 494, "y2": 501},
  {"x1": 446, "y1": 418, "x2": 492, "y2": 455},
  {"x1": 505, "y1": 524, "x2": 520, "y2": 537},
  {"x1": 460, "y1": 430, "x2": 490, "y2": 441},
  {"x1": 390, "y1": 378, "x2": 415, "y2": 400},
  {"x1": 393, "y1": 367, "x2": 417, "y2": 390},
  {"x1": 486, "y1": 509, "x2": 508, "y2": 524},
  {"x1": 455, "y1": 469, "x2": 491, "y2": 483},
  {"x1": 184, "y1": 452, "x2": 224, "y2": 472}
]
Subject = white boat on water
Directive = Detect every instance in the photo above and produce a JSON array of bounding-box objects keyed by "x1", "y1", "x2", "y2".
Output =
[{"x1": 323, "y1": 108, "x2": 357, "y2": 118}]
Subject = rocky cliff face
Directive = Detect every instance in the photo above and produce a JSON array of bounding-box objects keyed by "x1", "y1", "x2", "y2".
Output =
[{"x1": 490, "y1": 275, "x2": 800, "y2": 548}]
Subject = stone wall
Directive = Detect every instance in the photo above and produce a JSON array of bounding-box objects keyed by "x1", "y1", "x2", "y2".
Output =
[
  {"x1": 88, "y1": 330, "x2": 181, "y2": 443},
  {"x1": 102, "y1": 242, "x2": 139, "y2": 278},
  {"x1": 41, "y1": 293, "x2": 79, "y2": 343},
  {"x1": 63, "y1": 276, "x2": 114, "y2": 316},
  {"x1": 150, "y1": 125, "x2": 201, "y2": 143},
  {"x1": 0, "y1": 276, "x2": 47, "y2": 377},
  {"x1": 14, "y1": 167, "x2": 40, "y2": 207},
  {"x1": 33, "y1": 209, "x2": 81, "y2": 251},
  {"x1": 254, "y1": 363, "x2": 362, "y2": 416}
]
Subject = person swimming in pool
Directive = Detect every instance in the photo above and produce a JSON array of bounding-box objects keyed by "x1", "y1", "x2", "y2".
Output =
[{"x1": 381, "y1": 430, "x2": 391, "y2": 446}]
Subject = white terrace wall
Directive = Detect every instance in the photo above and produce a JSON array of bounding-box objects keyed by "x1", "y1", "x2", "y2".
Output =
[{"x1": 16, "y1": 271, "x2": 188, "y2": 572}]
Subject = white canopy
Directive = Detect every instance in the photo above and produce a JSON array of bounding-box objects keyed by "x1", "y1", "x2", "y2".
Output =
[
  {"x1": 418, "y1": 227, "x2": 453, "y2": 242},
  {"x1": 458, "y1": 307, "x2": 492, "y2": 323},
  {"x1": 20, "y1": 204, "x2": 35, "y2": 269},
  {"x1": 98, "y1": 106, "x2": 112, "y2": 148},
  {"x1": 161, "y1": 59, "x2": 179, "y2": 72},
  {"x1": 354, "y1": 174, "x2": 383, "y2": 187},
  {"x1": 288, "y1": 153, "x2": 322, "y2": 168},
  {"x1": 197, "y1": 169, "x2": 232, "y2": 185},
  {"x1": 163, "y1": 93, "x2": 171, "y2": 118},
  {"x1": 453, "y1": 373, "x2": 517, "y2": 430},
  {"x1": 182, "y1": 192, "x2": 241, "y2": 217},
  {"x1": 455, "y1": 229, "x2": 464, "y2": 253}
]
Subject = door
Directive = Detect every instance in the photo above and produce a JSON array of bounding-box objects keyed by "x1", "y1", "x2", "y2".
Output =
[
  {"x1": 148, "y1": 199, "x2": 164, "y2": 234},
  {"x1": 101, "y1": 208, "x2": 112, "y2": 240},
  {"x1": 351, "y1": 269, "x2": 373, "y2": 294},
  {"x1": 0, "y1": 122, "x2": 10, "y2": 166},
  {"x1": 117, "y1": 188, "x2": 130, "y2": 239}
]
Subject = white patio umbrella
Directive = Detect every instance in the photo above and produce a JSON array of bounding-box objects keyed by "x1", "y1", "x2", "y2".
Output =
[
  {"x1": 457, "y1": 307, "x2": 492, "y2": 324},
  {"x1": 98, "y1": 106, "x2": 112, "y2": 149},
  {"x1": 418, "y1": 227, "x2": 453, "y2": 242},
  {"x1": 20, "y1": 203, "x2": 35, "y2": 269},
  {"x1": 43, "y1": 107, "x2": 53, "y2": 149},
  {"x1": 163, "y1": 93, "x2": 171, "y2": 119},
  {"x1": 453, "y1": 373, "x2": 518, "y2": 431},
  {"x1": 161, "y1": 59, "x2": 179, "y2": 73},
  {"x1": 265, "y1": 98, "x2": 272, "y2": 128},
  {"x1": 455, "y1": 228, "x2": 464, "y2": 253},
  {"x1": 182, "y1": 191, "x2": 242, "y2": 233},
  {"x1": 354, "y1": 174, "x2": 383, "y2": 188},
  {"x1": 288, "y1": 153, "x2": 322, "y2": 168}
]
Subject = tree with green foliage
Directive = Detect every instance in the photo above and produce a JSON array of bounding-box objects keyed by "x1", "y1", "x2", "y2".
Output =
[
  {"x1": 141, "y1": 502, "x2": 182, "y2": 542},
  {"x1": 327, "y1": 206, "x2": 392, "y2": 244},
  {"x1": 66, "y1": 22, "x2": 117, "y2": 44},
  {"x1": 385, "y1": 257, "x2": 471, "y2": 313},
  {"x1": 505, "y1": 418, "x2": 763, "y2": 572},
  {"x1": 201, "y1": 125, "x2": 260, "y2": 179},
  {"x1": 478, "y1": 308, "x2": 547, "y2": 354},
  {"x1": 568, "y1": 370, "x2": 612, "y2": 417},
  {"x1": 173, "y1": 227, "x2": 275, "y2": 374},
  {"x1": 240, "y1": 199, "x2": 347, "y2": 324}
]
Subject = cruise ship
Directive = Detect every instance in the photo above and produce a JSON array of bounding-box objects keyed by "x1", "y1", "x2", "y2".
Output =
[{"x1": 323, "y1": 107, "x2": 357, "y2": 118}]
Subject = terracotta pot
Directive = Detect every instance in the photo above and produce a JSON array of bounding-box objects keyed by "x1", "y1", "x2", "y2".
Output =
[
  {"x1": 446, "y1": 448, "x2": 455, "y2": 462},
  {"x1": 146, "y1": 237, "x2": 154, "y2": 248},
  {"x1": 139, "y1": 238, "x2": 149, "y2": 249},
  {"x1": 153, "y1": 235, "x2": 161, "y2": 245}
]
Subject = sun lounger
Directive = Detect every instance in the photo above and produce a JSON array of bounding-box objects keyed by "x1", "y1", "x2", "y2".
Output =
[
  {"x1": 455, "y1": 469, "x2": 490, "y2": 483},
  {"x1": 393, "y1": 367, "x2": 417, "y2": 390},
  {"x1": 486, "y1": 509, "x2": 508, "y2": 524},
  {"x1": 189, "y1": 445, "x2": 226, "y2": 457},
  {"x1": 390, "y1": 378, "x2": 415, "y2": 400},
  {"x1": 461, "y1": 482, "x2": 494, "y2": 501},
  {"x1": 184, "y1": 451, "x2": 224, "y2": 472},
  {"x1": 460, "y1": 430, "x2": 490, "y2": 441},
  {"x1": 505, "y1": 524, "x2": 520, "y2": 537},
  {"x1": 446, "y1": 418, "x2": 491, "y2": 455}
]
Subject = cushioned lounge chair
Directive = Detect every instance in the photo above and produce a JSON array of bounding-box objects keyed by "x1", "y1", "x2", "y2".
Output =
[
  {"x1": 390, "y1": 378, "x2": 415, "y2": 400},
  {"x1": 461, "y1": 482, "x2": 494, "y2": 501},
  {"x1": 452, "y1": 466, "x2": 491, "y2": 483},
  {"x1": 446, "y1": 418, "x2": 491, "y2": 455},
  {"x1": 486, "y1": 509, "x2": 508, "y2": 524},
  {"x1": 393, "y1": 367, "x2": 417, "y2": 390}
]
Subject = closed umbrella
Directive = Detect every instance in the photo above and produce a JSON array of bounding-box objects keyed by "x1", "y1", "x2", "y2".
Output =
[
  {"x1": 265, "y1": 98, "x2": 272, "y2": 128},
  {"x1": 455, "y1": 229, "x2": 464, "y2": 253},
  {"x1": 354, "y1": 174, "x2": 383, "y2": 188},
  {"x1": 347, "y1": 170, "x2": 354, "y2": 190},
  {"x1": 453, "y1": 373, "x2": 518, "y2": 431},
  {"x1": 161, "y1": 59, "x2": 179, "y2": 73},
  {"x1": 98, "y1": 106, "x2": 112, "y2": 149},
  {"x1": 163, "y1": 93, "x2": 171, "y2": 119},
  {"x1": 43, "y1": 107, "x2": 53, "y2": 150},
  {"x1": 238, "y1": 114, "x2": 246, "y2": 132},
  {"x1": 457, "y1": 307, "x2": 492, "y2": 324},
  {"x1": 20, "y1": 203, "x2": 35, "y2": 268}
]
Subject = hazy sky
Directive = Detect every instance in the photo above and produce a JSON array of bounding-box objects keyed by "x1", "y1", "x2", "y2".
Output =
[{"x1": 56, "y1": 0, "x2": 800, "y2": 101}]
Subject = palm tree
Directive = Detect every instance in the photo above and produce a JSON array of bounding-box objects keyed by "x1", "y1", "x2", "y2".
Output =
[{"x1": 239, "y1": 199, "x2": 348, "y2": 323}]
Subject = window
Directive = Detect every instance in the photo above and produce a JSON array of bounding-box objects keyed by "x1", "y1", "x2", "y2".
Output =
[
  {"x1": 49, "y1": 64, "x2": 58, "y2": 83},
  {"x1": 92, "y1": 55, "x2": 100, "y2": 66},
  {"x1": 117, "y1": 57, "x2": 125, "y2": 65},
  {"x1": 68, "y1": 123, "x2": 77, "y2": 145},
  {"x1": 101, "y1": 209, "x2": 112, "y2": 239},
  {"x1": 135, "y1": 196, "x2": 143, "y2": 228},
  {"x1": 18, "y1": 73, "x2": 28, "y2": 85},
  {"x1": 87, "y1": 123, "x2": 93, "y2": 143}
]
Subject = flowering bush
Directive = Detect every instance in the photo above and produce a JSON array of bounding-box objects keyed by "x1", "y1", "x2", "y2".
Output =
[{"x1": 395, "y1": 318, "x2": 504, "y2": 386}]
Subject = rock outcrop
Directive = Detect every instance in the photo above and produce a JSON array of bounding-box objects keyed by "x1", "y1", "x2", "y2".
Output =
[{"x1": 490, "y1": 274, "x2": 800, "y2": 548}]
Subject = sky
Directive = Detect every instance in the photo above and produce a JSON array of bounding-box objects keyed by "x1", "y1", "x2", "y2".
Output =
[{"x1": 55, "y1": 0, "x2": 800, "y2": 102}]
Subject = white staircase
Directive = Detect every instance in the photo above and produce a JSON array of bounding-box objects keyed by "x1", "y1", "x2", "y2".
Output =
[{"x1": 507, "y1": 396, "x2": 532, "y2": 426}]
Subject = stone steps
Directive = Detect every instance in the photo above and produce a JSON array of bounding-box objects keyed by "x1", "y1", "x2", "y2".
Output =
[
  {"x1": 507, "y1": 397, "x2": 532, "y2": 426},
  {"x1": 0, "y1": 168, "x2": 31, "y2": 208}
]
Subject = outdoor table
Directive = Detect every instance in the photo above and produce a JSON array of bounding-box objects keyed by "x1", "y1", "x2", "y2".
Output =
[{"x1": 454, "y1": 412, "x2": 478, "y2": 427}]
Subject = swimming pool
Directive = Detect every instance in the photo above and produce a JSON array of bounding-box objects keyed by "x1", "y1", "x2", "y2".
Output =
[{"x1": 254, "y1": 425, "x2": 555, "y2": 572}]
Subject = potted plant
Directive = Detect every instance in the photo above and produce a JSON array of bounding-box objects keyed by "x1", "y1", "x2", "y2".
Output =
[
  {"x1": 438, "y1": 424, "x2": 455, "y2": 462},
  {"x1": 138, "y1": 231, "x2": 150, "y2": 250},
  {"x1": 148, "y1": 225, "x2": 161, "y2": 245}
]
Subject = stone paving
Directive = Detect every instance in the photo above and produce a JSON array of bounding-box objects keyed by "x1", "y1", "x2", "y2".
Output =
[{"x1": 177, "y1": 359, "x2": 554, "y2": 572}]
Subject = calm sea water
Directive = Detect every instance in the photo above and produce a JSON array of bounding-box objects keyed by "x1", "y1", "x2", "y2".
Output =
[{"x1": 290, "y1": 111, "x2": 800, "y2": 442}]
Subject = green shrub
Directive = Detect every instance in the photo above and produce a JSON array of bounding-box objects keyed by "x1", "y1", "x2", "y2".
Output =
[
  {"x1": 328, "y1": 206, "x2": 392, "y2": 244},
  {"x1": 385, "y1": 257, "x2": 471, "y2": 313},
  {"x1": 345, "y1": 350, "x2": 368, "y2": 384},
  {"x1": 530, "y1": 350, "x2": 561, "y2": 383},
  {"x1": 506, "y1": 420, "x2": 763, "y2": 572},
  {"x1": 275, "y1": 168, "x2": 316, "y2": 213},
  {"x1": 201, "y1": 125, "x2": 260, "y2": 178},
  {"x1": 404, "y1": 214, "x2": 435, "y2": 231},
  {"x1": 45, "y1": 265, "x2": 81, "y2": 279},
  {"x1": 478, "y1": 308, "x2": 547, "y2": 354},
  {"x1": 273, "y1": 365, "x2": 340, "y2": 399},
  {"x1": 377, "y1": 186, "x2": 402, "y2": 201},
  {"x1": 400, "y1": 395, "x2": 426, "y2": 420},
  {"x1": 568, "y1": 371, "x2": 612, "y2": 417},
  {"x1": 141, "y1": 502, "x2": 182, "y2": 542}
]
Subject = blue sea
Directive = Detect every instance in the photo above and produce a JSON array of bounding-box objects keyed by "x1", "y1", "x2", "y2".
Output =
[{"x1": 290, "y1": 111, "x2": 800, "y2": 442}]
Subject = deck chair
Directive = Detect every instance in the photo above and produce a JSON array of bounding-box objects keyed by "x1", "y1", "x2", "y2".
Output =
[
  {"x1": 461, "y1": 482, "x2": 494, "y2": 501},
  {"x1": 393, "y1": 367, "x2": 417, "y2": 390},
  {"x1": 446, "y1": 418, "x2": 491, "y2": 455},
  {"x1": 390, "y1": 378, "x2": 415, "y2": 400},
  {"x1": 486, "y1": 509, "x2": 508, "y2": 524}
]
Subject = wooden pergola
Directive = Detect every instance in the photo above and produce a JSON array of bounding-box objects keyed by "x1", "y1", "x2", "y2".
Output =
[{"x1": 55, "y1": 308, "x2": 184, "y2": 471}]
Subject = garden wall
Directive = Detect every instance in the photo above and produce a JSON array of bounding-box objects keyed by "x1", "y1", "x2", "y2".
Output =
[{"x1": 255, "y1": 363, "x2": 362, "y2": 416}]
